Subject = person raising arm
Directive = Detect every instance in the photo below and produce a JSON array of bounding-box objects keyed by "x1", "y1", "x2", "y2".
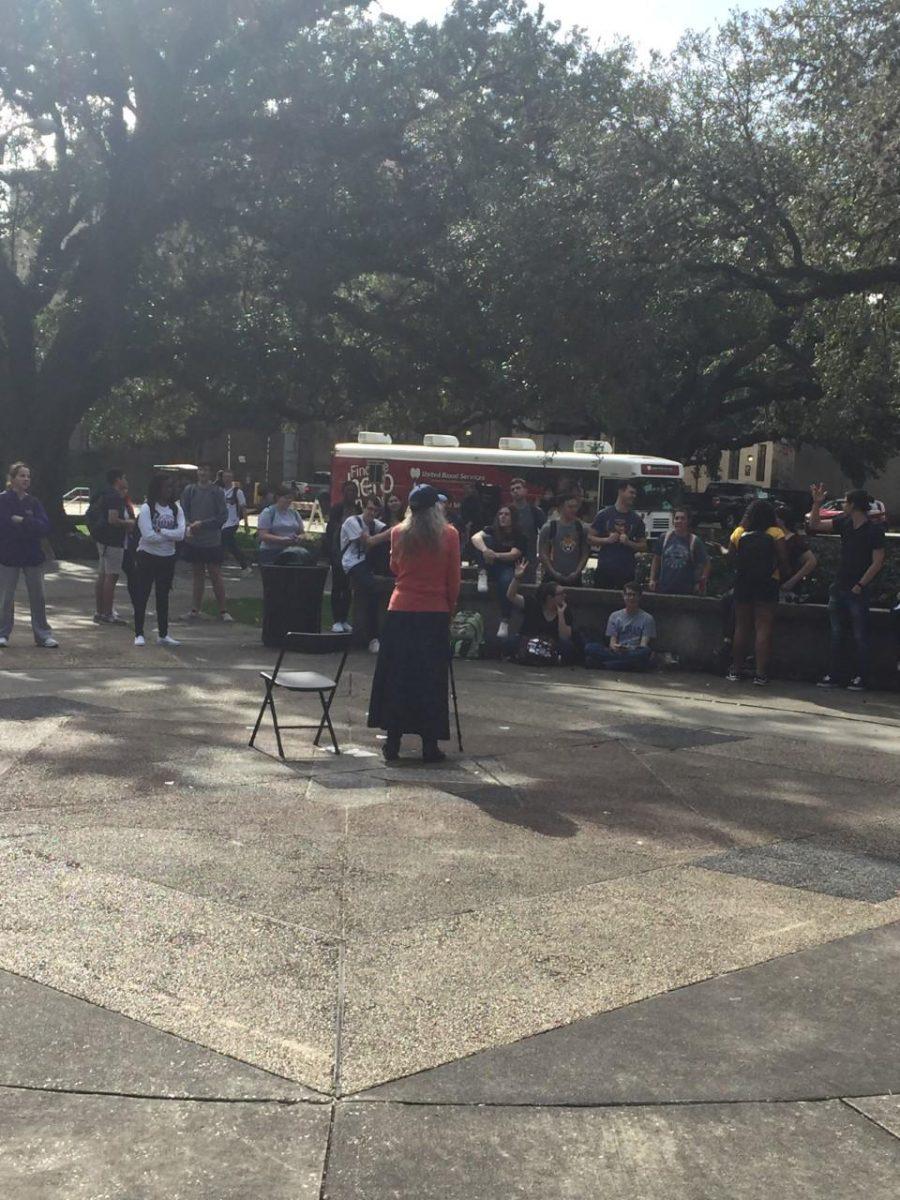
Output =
[
  {"x1": 775, "y1": 504, "x2": 817, "y2": 597},
  {"x1": 506, "y1": 558, "x2": 577, "y2": 665}
]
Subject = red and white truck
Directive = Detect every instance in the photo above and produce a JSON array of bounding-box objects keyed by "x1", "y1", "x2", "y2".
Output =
[{"x1": 330, "y1": 433, "x2": 685, "y2": 536}]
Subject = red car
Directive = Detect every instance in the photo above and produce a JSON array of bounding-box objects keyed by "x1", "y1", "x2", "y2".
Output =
[{"x1": 806, "y1": 496, "x2": 887, "y2": 525}]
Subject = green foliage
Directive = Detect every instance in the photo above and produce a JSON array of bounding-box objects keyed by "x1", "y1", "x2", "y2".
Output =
[{"x1": 1, "y1": 0, "x2": 899, "y2": 518}]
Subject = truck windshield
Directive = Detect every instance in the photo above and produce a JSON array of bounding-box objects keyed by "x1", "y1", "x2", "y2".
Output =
[{"x1": 599, "y1": 477, "x2": 685, "y2": 512}]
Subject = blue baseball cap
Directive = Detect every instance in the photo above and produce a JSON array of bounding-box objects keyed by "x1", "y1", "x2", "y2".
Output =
[{"x1": 408, "y1": 484, "x2": 441, "y2": 511}]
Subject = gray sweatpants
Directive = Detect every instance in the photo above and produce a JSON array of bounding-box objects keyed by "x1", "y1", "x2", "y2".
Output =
[{"x1": 0, "y1": 564, "x2": 53, "y2": 643}]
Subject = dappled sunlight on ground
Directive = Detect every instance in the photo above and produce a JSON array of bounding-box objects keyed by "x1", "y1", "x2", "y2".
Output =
[{"x1": 0, "y1": 561, "x2": 898, "y2": 1095}]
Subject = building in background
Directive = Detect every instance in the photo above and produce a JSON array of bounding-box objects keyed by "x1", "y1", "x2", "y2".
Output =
[{"x1": 685, "y1": 440, "x2": 900, "y2": 512}]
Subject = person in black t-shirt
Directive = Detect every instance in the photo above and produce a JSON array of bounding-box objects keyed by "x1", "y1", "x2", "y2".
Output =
[
  {"x1": 809, "y1": 485, "x2": 886, "y2": 690},
  {"x1": 91, "y1": 469, "x2": 136, "y2": 625},
  {"x1": 504, "y1": 558, "x2": 578, "y2": 664},
  {"x1": 470, "y1": 505, "x2": 526, "y2": 639},
  {"x1": 775, "y1": 504, "x2": 817, "y2": 601}
]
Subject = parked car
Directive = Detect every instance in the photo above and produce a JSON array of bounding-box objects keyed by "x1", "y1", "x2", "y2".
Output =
[
  {"x1": 687, "y1": 483, "x2": 810, "y2": 530},
  {"x1": 805, "y1": 496, "x2": 887, "y2": 525}
]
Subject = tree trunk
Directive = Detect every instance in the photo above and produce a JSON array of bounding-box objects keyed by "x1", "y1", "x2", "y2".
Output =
[{"x1": 0, "y1": 389, "x2": 78, "y2": 546}]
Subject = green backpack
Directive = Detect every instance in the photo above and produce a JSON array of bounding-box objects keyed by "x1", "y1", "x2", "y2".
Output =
[{"x1": 450, "y1": 610, "x2": 485, "y2": 659}]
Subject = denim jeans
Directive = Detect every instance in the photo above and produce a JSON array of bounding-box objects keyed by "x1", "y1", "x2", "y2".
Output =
[
  {"x1": 828, "y1": 583, "x2": 871, "y2": 683},
  {"x1": 348, "y1": 561, "x2": 380, "y2": 642},
  {"x1": 329, "y1": 560, "x2": 352, "y2": 624},
  {"x1": 490, "y1": 563, "x2": 515, "y2": 619},
  {"x1": 584, "y1": 643, "x2": 653, "y2": 671}
]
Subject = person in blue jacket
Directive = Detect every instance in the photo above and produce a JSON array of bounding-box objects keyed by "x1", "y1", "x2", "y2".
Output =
[{"x1": 0, "y1": 461, "x2": 58, "y2": 647}]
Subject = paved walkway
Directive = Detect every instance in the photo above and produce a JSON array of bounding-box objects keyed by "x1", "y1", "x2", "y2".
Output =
[{"x1": 0, "y1": 563, "x2": 898, "y2": 1196}]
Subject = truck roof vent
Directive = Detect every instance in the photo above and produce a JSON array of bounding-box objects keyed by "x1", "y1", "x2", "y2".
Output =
[
  {"x1": 357, "y1": 431, "x2": 392, "y2": 445},
  {"x1": 498, "y1": 437, "x2": 537, "y2": 451},
  {"x1": 423, "y1": 434, "x2": 460, "y2": 448},
  {"x1": 573, "y1": 439, "x2": 613, "y2": 454}
]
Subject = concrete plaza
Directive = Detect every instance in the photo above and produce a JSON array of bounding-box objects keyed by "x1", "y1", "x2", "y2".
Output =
[{"x1": 1, "y1": 562, "x2": 898, "y2": 1196}]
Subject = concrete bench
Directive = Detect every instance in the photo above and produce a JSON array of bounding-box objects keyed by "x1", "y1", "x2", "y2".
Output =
[{"x1": 354, "y1": 577, "x2": 899, "y2": 688}]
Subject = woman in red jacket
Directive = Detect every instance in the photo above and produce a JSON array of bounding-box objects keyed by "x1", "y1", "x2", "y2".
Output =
[{"x1": 368, "y1": 484, "x2": 461, "y2": 763}]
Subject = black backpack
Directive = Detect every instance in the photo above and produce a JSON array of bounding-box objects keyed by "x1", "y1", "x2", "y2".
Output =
[
  {"x1": 736, "y1": 529, "x2": 776, "y2": 585},
  {"x1": 85, "y1": 491, "x2": 108, "y2": 540}
]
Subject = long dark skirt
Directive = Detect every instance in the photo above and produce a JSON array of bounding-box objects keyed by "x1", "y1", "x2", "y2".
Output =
[{"x1": 368, "y1": 611, "x2": 450, "y2": 741}]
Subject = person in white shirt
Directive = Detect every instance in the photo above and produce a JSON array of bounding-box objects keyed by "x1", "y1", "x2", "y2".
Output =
[
  {"x1": 340, "y1": 498, "x2": 390, "y2": 651},
  {"x1": 132, "y1": 473, "x2": 186, "y2": 647},
  {"x1": 218, "y1": 469, "x2": 249, "y2": 571}
]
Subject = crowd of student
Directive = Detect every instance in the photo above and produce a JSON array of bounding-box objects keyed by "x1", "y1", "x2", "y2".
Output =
[
  {"x1": 0, "y1": 459, "x2": 895, "y2": 693},
  {"x1": 323, "y1": 476, "x2": 893, "y2": 692},
  {"x1": 0, "y1": 461, "x2": 280, "y2": 648}
]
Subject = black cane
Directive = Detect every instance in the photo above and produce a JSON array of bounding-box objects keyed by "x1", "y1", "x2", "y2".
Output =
[{"x1": 448, "y1": 656, "x2": 464, "y2": 752}]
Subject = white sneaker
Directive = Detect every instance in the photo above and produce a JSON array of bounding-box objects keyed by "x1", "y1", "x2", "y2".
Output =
[
  {"x1": 0, "y1": 636, "x2": 7, "y2": 648},
  {"x1": 477, "y1": 569, "x2": 489, "y2": 594},
  {"x1": 39, "y1": 637, "x2": 59, "y2": 648},
  {"x1": 368, "y1": 638, "x2": 380, "y2": 654},
  {"x1": 134, "y1": 635, "x2": 146, "y2": 647},
  {"x1": 157, "y1": 635, "x2": 181, "y2": 647},
  {"x1": 218, "y1": 611, "x2": 234, "y2": 623},
  {"x1": 331, "y1": 622, "x2": 345, "y2": 633},
  {"x1": 496, "y1": 620, "x2": 509, "y2": 639},
  {"x1": 341, "y1": 622, "x2": 353, "y2": 633}
]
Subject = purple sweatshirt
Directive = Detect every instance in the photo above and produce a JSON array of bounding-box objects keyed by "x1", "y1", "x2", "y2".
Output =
[{"x1": 0, "y1": 489, "x2": 52, "y2": 567}]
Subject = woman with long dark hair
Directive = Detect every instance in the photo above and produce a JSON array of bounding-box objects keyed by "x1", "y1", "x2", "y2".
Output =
[
  {"x1": 369, "y1": 492, "x2": 405, "y2": 576},
  {"x1": 726, "y1": 498, "x2": 790, "y2": 684},
  {"x1": 368, "y1": 484, "x2": 461, "y2": 763},
  {"x1": 505, "y1": 559, "x2": 578, "y2": 664},
  {"x1": 470, "y1": 504, "x2": 525, "y2": 638},
  {"x1": 132, "y1": 473, "x2": 186, "y2": 647}
]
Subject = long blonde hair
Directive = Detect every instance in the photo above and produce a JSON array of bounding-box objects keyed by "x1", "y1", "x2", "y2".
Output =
[{"x1": 395, "y1": 503, "x2": 446, "y2": 555}]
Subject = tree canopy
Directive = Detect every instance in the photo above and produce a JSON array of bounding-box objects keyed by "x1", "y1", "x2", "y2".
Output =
[{"x1": 1, "y1": 0, "x2": 898, "y2": 515}]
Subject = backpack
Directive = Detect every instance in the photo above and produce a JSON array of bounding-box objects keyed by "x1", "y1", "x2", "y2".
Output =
[
  {"x1": 662, "y1": 529, "x2": 699, "y2": 560},
  {"x1": 515, "y1": 636, "x2": 559, "y2": 666},
  {"x1": 85, "y1": 491, "x2": 108, "y2": 540},
  {"x1": 450, "y1": 610, "x2": 485, "y2": 659},
  {"x1": 736, "y1": 529, "x2": 776, "y2": 585}
]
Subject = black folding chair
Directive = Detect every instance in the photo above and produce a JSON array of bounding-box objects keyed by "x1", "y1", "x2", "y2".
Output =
[{"x1": 249, "y1": 631, "x2": 351, "y2": 758}]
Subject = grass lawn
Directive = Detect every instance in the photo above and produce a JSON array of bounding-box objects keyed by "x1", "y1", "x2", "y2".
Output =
[{"x1": 201, "y1": 594, "x2": 335, "y2": 628}]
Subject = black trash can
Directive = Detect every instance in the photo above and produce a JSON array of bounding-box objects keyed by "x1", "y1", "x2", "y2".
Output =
[{"x1": 260, "y1": 564, "x2": 329, "y2": 648}]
